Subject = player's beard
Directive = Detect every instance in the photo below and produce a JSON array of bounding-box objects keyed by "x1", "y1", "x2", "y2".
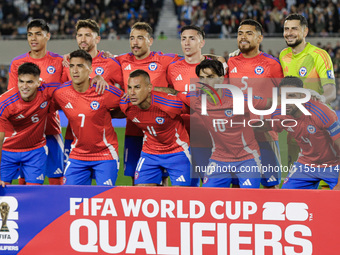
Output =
[
  {"x1": 239, "y1": 44, "x2": 256, "y2": 54},
  {"x1": 285, "y1": 37, "x2": 303, "y2": 48},
  {"x1": 79, "y1": 43, "x2": 94, "y2": 53}
]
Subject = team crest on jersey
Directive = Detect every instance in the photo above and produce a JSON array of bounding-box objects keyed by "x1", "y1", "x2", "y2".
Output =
[
  {"x1": 307, "y1": 125, "x2": 316, "y2": 134},
  {"x1": 40, "y1": 101, "x2": 48, "y2": 108},
  {"x1": 148, "y1": 63, "x2": 158, "y2": 71},
  {"x1": 90, "y1": 101, "x2": 100, "y2": 110},
  {"x1": 47, "y1": 65, "x2": 56, "y2": 74},
  {"x1": 225, "y1": 109, "x2": 233, "y2": 117},
  {"x1": 95, "y1": 67, "x2": 104, "y2": 75},
  {"x1": 254, "y1": 66, "x2": 264, "y2": 75},
  {"x1": 155, "y1": 117, "x2": 165, "y2": 124},
  {"x1": 299, "y1": 67, "x2": 307, "y2": 77}
]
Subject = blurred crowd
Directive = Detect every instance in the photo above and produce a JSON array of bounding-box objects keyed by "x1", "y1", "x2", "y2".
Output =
[
  {"x1": 175, "y1": 0, "x2": 340, "y2": 38},
  {"x1": 0, "y1": 0, "x2": 163, "y2": 39}
]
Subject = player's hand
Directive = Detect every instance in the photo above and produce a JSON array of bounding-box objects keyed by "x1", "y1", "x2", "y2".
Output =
[
  {"x1": 0, "y1": 180, "x2": 5, "y2": 188},
  {"x1": 308, "y1": 89, "x2": 326, "y2": 103},
  {"x1": 121, "y1": 93, "x2": 129, "y2": 101},
  {"x1": 91, "y1": 75, "x2": 109, "y2": 94},
  {"x1": 229, "y1": 49, "x2": 240, "y2": 58},
  {"x1": 63, "y1": 53, "x2": 70, "y2": 67},
  {"x1": 101, "y1": 50, "x2": 117, "y2": 58}
]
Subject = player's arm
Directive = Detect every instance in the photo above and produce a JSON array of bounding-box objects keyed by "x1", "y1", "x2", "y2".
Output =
[
  {"x1": 153, "y1": 86, "x2": 178, "y2": 95},
  {"x1": 322, "y1": 83, "x2": 336, "y2": 104},
  {"x1": 314, "y1": 50, "x2": 336, "y2": 103},
  {"x1": 91, "y1": 76, "x2": 110, "y2": 94},
  {"x1": 110, "y1": 108, "x2": 126, "y2": 118},
  {"x1": 62, "y1": 53, "x2": 70, "y2": 67},
  {"x1": 7, "y1": 61, "x2": 18, "y2": 90},
  {"x1": 0, "y1": 131, "x2": 5, "y2": 187},
  {"x1": 203, "y1": 54, "x2": 228, "y2": 74}
]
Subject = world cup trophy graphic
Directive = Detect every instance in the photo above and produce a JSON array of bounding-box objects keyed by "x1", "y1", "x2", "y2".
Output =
[{"x1": 0, "y1": 202, "x2": 10, "y2": 232}]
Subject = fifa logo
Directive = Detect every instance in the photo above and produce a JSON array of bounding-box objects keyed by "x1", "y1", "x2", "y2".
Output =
[
  {"x1": 0, "y1": 197, "x2": 19, "y2": 244},
  {"x1": 0, "y1": 203, "x2": 9, "y2": 232}
]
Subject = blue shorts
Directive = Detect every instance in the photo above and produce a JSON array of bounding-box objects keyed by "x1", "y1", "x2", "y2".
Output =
[
  {"x1": 191, "y1": 147, "x2": 211, "y2": 186},
  {"x1": 259, "y1": 141, "x2": 281, "y2": 186},
  {"x1": 64, "y1": 158, "x2": 119, "y2": 186},
  {"x1": 46, "y1": 134, "x2": 64, "y2": 178},
  {"x1": 63, "y1": 139, "x2": 72, "y2": 167},
  {"x1": 282, "y1": 162, "x2": 339, "y2": 189},
  {"x1": 135, "y1": 151, "x2": 191, "y2": 186},
  {"x1": 1, "y1": 146, "x2": 47, "y2": 184},
  {"x1": 124, "y1": 136, "x2": 143, "y2": 177},
  {"x1": 202, "y1": 158, "x2": 261, "y2": 188},
  {"x1": 124, "y1": 136, "x2": 170, "y2": 179}
]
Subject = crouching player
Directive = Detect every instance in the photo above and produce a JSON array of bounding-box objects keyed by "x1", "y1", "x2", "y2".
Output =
[
  {"x1": 270, "y1": 76, "x2": 340, "y2": 189},
  {"x1": 0, "y1": 63, "x2": 57, "y2": 186},
  {"x1": 120, "y1": 70, "x2": 191, "y2": 186},
  {"x1": 165, "y1": 60, "x2": 273, "y2": 188}
]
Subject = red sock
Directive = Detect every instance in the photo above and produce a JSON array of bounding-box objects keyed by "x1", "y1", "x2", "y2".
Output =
[
  {"x1": 48, "y1": 177, "x2": 62, "y2": 185},
  {"x1": 18, "y1": 178, "x2": 26, "y2": 185}
]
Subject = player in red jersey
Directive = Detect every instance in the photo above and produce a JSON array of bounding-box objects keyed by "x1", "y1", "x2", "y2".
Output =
[
  {"x1": 0, "y1": 63, "x2": 58, "y2": 185},
  {"x1": 166, "y1": 25, "x2": 217, "y2": 185},
  {"x1": 175, "y1": 59, "x2": 273, "y2": 188},
  {"x1": 7, "y1": 19, "x2": 67, "y2": 185},
  {"x1": 227, "y1": 19, "x2": 283, "y2": 188},
  {"x1": 269, "y1": 76, "x2": 340, "y2": 190},
  {"x1": 120, "y1": 69, "x2": 191, "y2": 186},
  {"x1": 63, "y1": 19, "x2": 124, "y2": 168},
  {"x1": 52, "y1": 50, "x2": 123, "y2": 185},
  {"x1": 115, "y1": 22, "x2": 180, "y2": 184}
]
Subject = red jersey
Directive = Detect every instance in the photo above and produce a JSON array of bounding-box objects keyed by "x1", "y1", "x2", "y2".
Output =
[
  {"x1": 227, "y1": 52, "x2": 283, "y2": 142},
  {"x1": 8, "y1": 51, "x2": 68, "y2": 136},
  {"x1": 178, "y1": 89, "x2": 267, "y2": 162},
  {"x1": 0, "y1": 83, "x2": 58, "y2": 152},
  {"x1": 120, "y1": 91, "x2": 189, "y2": 154},
  {"x1": 64, "y1": 51, "x2": 124, "y2": 141},
  {"x1": 271, "y1": 101, "x2": 340, "y2": 166},
  {"x1": 64, "y1": 51, "x2": 124, "y2": 86},
  {"x1": 166, "y1": 57, "x2": 214, "y2": 148},
  {"x1": 116, "y1": 51, "x2": 180, "y2": 136},
  {"x1": 52, "y1": 82, "x2": 124, "y2": 161}
]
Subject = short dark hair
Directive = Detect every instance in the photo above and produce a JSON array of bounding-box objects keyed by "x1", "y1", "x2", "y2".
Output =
[
  {"x1": 285, "y1": 13, "x2": 308, "y2": 28},
  {"x1": 181, "y1": 25, "x2": 205, "y2": 40},
  {"x1": 279, "y1": 76, "x2": 304, "y2": 88},
  {"x1": 131, "y1": 22, "x2": 153, "y2": 37},
  {"x1": 18, "y1": 62, "x2": 41, "y2": 77},
  {"x1": 129, "y1": 69, "x2": 151, "y2": 84},
  {"x1": 239, "y1": 19, "x2": 263, "y2": 35},
  {"x1": 27, "y1": 19, "x2": 50, "y2": 33},
  {"x1": 76, "y1": 19, "x2": 100, "y2": 35},
  {"x1": 196, "y1": 59, "x2": 224, "y2": 77},
  {"x1": 70, "y1": 49, "x2": 92, "y2": 65}
]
